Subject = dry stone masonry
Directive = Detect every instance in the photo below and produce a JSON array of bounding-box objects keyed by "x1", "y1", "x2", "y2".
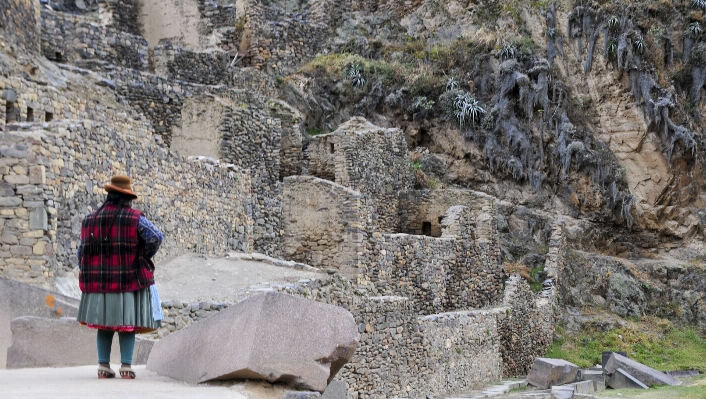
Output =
[
  {"x1": 0, "y1": 120, "x2": 253, "y2": 288},
  {"x1": 41, "y1": 8, "x2": 149, "y2": 70}
]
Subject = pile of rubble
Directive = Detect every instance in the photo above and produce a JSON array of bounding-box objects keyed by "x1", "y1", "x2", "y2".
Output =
[{"x1": 520, "y1": 353, "x2": 684, "y2": 399}]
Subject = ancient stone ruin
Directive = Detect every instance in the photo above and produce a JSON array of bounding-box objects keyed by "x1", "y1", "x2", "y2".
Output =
[{"x1": 2, "y1": 0, "x2": 706, "y2": 398}]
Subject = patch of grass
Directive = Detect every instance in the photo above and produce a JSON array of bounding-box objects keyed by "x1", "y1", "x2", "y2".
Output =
[
  {"x1": 297, "y1": 38, "x2": 492, "y2": 103},
  {"x1": 503, "y1": 261, "x2": 545, "y2": 292},
  {"x1": 546, "y1": 319, "x2": 706, "y2": 373},
  {"x1": 596, "y1": 374, "x2": 706, "y2": 398},
  {"x1": 306, "y1": 127, "x2": 324, "y2": 136}
]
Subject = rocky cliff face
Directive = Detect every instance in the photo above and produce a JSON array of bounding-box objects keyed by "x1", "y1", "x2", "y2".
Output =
[{"x1": 258, "y1": 0, "x2": 705, "y2": 248}]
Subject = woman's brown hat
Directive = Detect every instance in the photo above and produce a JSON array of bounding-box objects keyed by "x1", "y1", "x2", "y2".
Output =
[{"x1": 104, "y1": 175, "x2": 138, "y2": 199}]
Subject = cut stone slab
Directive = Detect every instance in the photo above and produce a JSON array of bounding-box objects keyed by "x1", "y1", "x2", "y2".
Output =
[
  {"x1": 0, "y1": 284, "x2": 9, "y2": 370},
  {"x1": 550, "y1": 385, "x2": 574, "y2": 399},
  {"x1": 147, "y1": 292, "x2": 359, "y2": 392},
  {"x1": 0, "y1": 277, "x2": 79, "y2": 369},
  {"x1": 0, "y1": 277, "x2": 79, "y2": 319},
  {"x1": 568, "y1": 380, "x2": 595, "y2": 394},
  {"x1": 578, "y1": 370, "x2": 606, "y2": 392},
  {"x1": 7, "y1": 316, "x2": 153, "y2": 368},
  {"x1": 607, "y1": 368, "x2": 649, "y2": 390},
  {"x1": 605, "y1": 353, "x2": 681, "y2": 386},
  {"x1": 602, "y1": 351, "x2": 626, "y2": 369},
  {"x1": 321, "y1": 381, "x2": 347, "y2": 399},
  {"x1": 665, "y1": 369, "x2": 700, "y2": 378},
  {"x1": 527, "y1": 358, "x2": 580, "y2": 389}
]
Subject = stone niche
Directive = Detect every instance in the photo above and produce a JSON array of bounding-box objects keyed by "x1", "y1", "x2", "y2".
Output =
[{"x1": 170, "y1": 95, "x2": 225, "y2": 159}]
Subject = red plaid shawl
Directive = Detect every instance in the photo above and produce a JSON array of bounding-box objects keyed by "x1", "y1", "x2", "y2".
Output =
[{"x1": 79, "y1": 204, "x2": 154, "y2": 293}]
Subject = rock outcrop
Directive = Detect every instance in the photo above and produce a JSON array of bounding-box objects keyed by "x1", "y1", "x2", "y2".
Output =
[{"x1": 147, "y1": 292, "x2": 359, "y2": 392}]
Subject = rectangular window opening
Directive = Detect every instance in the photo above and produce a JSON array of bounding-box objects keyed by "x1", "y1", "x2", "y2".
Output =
[
  {"x1": 26, "y1": 107, "x2": 34, "y2": 122},
  {"x1": 45, "y1": 111, "x2": 53, "y2": 122},
  {"x1": 329, "y1": 142, "x2": 335, "y2": 154},
  {"x1": 422, "y1": 221, "x2": 432, "y2": 236}
]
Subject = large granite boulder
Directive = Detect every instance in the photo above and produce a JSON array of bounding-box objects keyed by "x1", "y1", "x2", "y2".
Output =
[
  {"x1": 7, "y1": 316, "x2": 153, "y2": 368},
  {"x1": 526, "y1": 358, "x2": 579, "y2": 389},
  {"x1": 605, "y1": 353, "x2": 681, "y2": 386},
  {"x1": 147, "y1": 292, "x2": 359, "y2": 391}
]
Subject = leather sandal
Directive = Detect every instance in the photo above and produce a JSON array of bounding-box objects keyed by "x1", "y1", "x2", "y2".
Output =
[
  {"x1": 97, "y1": 364, "x2": 115, "y2": 379},
  {"x1": 119, "y1": 364, "x2": 136, "y2": 379}
]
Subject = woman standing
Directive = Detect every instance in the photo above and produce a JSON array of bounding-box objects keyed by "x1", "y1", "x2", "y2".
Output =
[{"x1": 76, "y1": 175, "x2": 163, "y2": 379}]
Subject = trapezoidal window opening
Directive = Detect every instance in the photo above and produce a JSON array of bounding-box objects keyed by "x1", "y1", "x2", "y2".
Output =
[
  {"x1": 26, "y1": 107, "x2": 34, "y2": 122},
  {"x1": 422, "y1": 221, "x2": 432, "y2": 236},
  {"x1": 45, "y1": 111, "x2": 53, "y2": 122},
  {"x1": 5, "y1": 101, "x2": 18, "y2": 123}
]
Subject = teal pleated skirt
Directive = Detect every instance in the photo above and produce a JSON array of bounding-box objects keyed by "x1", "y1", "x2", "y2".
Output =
[{"x1": 77, "y1": 287, "x2": 160, "y2": 333}]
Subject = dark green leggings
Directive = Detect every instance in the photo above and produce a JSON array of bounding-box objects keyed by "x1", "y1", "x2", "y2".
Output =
[{"x1": 96, "y1": 329, "x2": 135, "y2": 365}]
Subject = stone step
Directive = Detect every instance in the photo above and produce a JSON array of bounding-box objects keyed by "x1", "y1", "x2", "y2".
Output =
[
  {"x1": 445, "y1": 379, "x2": 528, "y2": 399},
  {"x1": 519, "y1": 391, "x2": 551, "y2": 399}
]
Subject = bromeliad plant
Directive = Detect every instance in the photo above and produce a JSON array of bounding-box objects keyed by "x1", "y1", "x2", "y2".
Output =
[
  {"x1": 607, "y1": 16, "x2": 620, "y2": 31},
  {"x1": 445, "y1": 77, "x2": 459, "y2": 91},
  {"x1": 453, "y1": 93, "x2": 485, "y2": 127},
  {"x1": 500, "y1": 43, "x2": 517, "y2": 60},
  {"x1": 348, "y1": 63, "x2": 366, "y2": 87},
  {"x1": 687, "y1": 22, "x2": 703, "y2": 38},
  {"x1": 633, "y1": 36, "x2": 647, "y2": 54}
]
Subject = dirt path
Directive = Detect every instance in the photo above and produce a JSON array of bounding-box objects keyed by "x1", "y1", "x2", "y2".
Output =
[{"x1": 0, "y1": 365, "x2": 249, "y2": 399}]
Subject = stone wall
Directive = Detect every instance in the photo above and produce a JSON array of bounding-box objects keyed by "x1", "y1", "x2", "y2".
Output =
[
  {"x1": 334, "y1": 118, "x2": 413, "y2": 233},
  {"x1": 41, "y1": 9, "x2": 149, "y2": 70},
  {"x1": 360, "y1": 205, "x2": 503, "y2": 316},
  {"x1": 219, "y1": 94, "x2": 283, "y2": 256},
  {"x1": 368, "y1": 234, "x2": 455, "y2": 315},
  {"x1": 104, "y1": 65, "x2": 288, "y2": 255},
  {"x1": 153, "y1": 43, "x2": 231, "y2": 86},
  {"x1": 398, "y1": 189, "x2": 497, "y2": 237},
  {"x1": 273, "y1": 276, "x2": 506, "y2": 399},
  {"x1": 499, "y1": 276, "x2": 557, "y2": 377},
  {"x1": 0, "y1": 0, "x2": 41, "y2": 55},
  {"x1": 441, "y1": 205, "x2": 504, "y2": 310},
  {"x1": 498, "y1": 223, "x2": 562, "y2": 377},
  {"x1": 303, "y1": 133, "x2": 337, "y2": 182},
  {"x1": 246, "y1": 18, "x2": 328, "y2": 74},
  {"x1": 0, "y1": 74, "x2": 103, "y2": 129},
  {"x1": 282, "y1": 176, "x2": 370, "y2": 274},
  {"x1": 0, "y1": 121, "x2": 253, "y2": 290},
  {"x1": 110, "y1": 68, "x2": 208, "y2": 143},
  {"x1": 98, "y1": 0, "x2": 141, "y2": 36},
  {"x1": 343, "y1": 297, "x2": 504, "y2": 399},
  {"x1": 195, "y1": 0, "x2": 241, "y2": 53}
]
